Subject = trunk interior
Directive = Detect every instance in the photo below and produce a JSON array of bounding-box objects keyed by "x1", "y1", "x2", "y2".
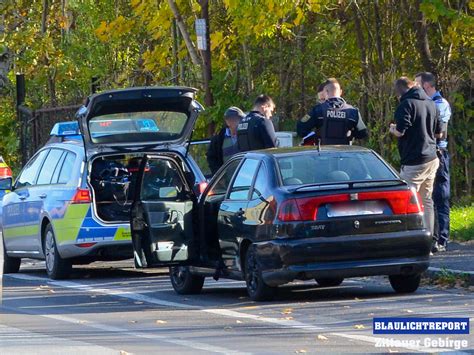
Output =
[{"x1": 89, "y1": 153, "x2": 144, "y2": 223}]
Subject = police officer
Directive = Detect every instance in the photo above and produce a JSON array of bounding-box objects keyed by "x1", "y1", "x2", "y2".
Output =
[
  {"x1": 415, "y1": 72, "x2": 452, "y2": 252},
  {"x1": 237, "y1": 95, "x2": 277, "y2": 152},
  {"x1": 297, "y1": 78, "x2": 368, "y2": 145}
]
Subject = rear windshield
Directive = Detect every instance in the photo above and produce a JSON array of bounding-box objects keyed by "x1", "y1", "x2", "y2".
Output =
[
  {"x1": 89, "y1": 111, "x2": 188, "y2": 143},
  {"x1": 277, "y1": 151, "x2": 397, "y2": 186}
]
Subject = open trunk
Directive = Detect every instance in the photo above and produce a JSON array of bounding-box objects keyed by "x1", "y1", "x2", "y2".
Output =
[{"x1": 89, "y1": 154, "x2": 144, "y2": 222}]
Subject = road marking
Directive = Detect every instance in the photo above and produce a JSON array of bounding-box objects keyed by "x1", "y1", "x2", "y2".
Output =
[
  {"x1": 0, "y1": 324, "x2": 118, "y2": 354},
  {"x1": 6, "y1": 273, "x2": 470, "y2": 354},
  {"x1": 0, "y1": 306, "x2": 248, "y2": 355}
]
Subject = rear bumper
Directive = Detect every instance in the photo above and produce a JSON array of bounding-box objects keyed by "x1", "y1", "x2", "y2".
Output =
[
  {"x1": 255, "y1": 230, "x2": 431, "y2": 287},
  {"x1": 59, "y1": 240, "x2": 133, "y2": 261}
]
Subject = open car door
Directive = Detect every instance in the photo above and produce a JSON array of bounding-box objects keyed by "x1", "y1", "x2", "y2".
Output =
[{"x1": 131, "y1": 154, "x2": 196, "y2": 268}]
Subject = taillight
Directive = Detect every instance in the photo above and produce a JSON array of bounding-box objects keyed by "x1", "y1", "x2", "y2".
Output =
[
  {"x1": 278, "y1": 199, "x2": 302, "y2": 221},
  {"x1": 72, "y1": 188, "x2": 91, "y2": 204},
  {"x1": 358, "y1": 189, "x2": 423, "y2": 214},
  {"x1": 0, "y1": 166, "x2": 12, "y2": 178},
  {"x1": 278, "y1": 189, "x2": 423, "y2": 222},
  {"x1": 199, "y1": 181, "x2": 208, "y2": 194}
]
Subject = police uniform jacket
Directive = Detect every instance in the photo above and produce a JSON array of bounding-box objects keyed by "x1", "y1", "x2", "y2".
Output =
[
  {"x1": 297, "y1": 97, "x2": 368, "y2": 144},
  {"x1": 237, "y1": 111, "x2": 277, "y2": 152}
]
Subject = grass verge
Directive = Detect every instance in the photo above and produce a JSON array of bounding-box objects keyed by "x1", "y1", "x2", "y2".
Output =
[{"x1": 450, "y1": 204, "x2": 474, "y2": 242}]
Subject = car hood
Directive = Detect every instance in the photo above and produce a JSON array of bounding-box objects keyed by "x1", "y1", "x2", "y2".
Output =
[{"x1": 76, "y1": 86, "x2": 203, "y2": 158}]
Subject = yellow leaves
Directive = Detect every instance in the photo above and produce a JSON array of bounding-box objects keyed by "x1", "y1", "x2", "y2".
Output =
[
  {"x1": 317, "y1": 334, "x2": 329, "y2": 341},
  {"x1": 294, "y1": 7, "x2": 305, "y2": 26},
  {"x1": 210, "y1": 31, "x2": 224, "y2": 51},
  {"x1": 354, "y1": 324, "x2": 366, "y2": 330},
  {"x1": 94, "y1": 16, "x2": 136, "y2": 43},
  {"x1": 281, "y1": 308, "x2": 293, "y2": 315},
  {"x1": 156, "y1": 320, "x2": 167, "y2": 324}
]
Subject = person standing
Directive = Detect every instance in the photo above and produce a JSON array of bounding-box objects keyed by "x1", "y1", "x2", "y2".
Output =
[
  {"x1": 389, "y1": 77, "x2": 441, "y2": 237},
  {"x1": 415, "y1": 72, "x2": 452, "y2": 252},
  {"x1": 237, "y1": 95, "x2": 277, "y2": 152},
  {"x1": 206, "y1": 106, "x2": 245, "y2": 175},
  {"x1": 297, "y1": 78, "x2": 368, "y2": 145},
  {"x1": 300, "y1": 80, "x2": 330, "y2": 146}
]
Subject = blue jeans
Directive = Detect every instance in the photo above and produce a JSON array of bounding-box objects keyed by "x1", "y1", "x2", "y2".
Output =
[{"x1": 432, "y1": 149, "x2": 450, "y2": 245}]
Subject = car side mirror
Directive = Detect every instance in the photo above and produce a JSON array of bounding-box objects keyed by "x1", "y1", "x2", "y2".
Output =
[
  {"x1": 0, "y1": 177, "x2": 13, "y2": 192},
  {"x1": 159, "y1": 186, "x2": 178, "y2": 199}
]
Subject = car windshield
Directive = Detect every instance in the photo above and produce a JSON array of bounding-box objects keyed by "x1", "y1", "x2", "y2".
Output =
[
  {"x1": 89, "y1": 111, "x2": 188, "y2": 143},
  {"x1": 277, "y1": 151, "x2": 397, "y2": 186}
]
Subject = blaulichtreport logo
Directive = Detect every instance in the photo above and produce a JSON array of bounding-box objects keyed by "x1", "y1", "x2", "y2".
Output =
[{"x1": 373, "y1": 318, "x2": 469, "y2": 334}]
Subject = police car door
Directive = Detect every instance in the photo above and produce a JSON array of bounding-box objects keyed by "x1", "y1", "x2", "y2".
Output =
[{"x1": 131, "y1": 155, "x2": 196, "y2": 267}]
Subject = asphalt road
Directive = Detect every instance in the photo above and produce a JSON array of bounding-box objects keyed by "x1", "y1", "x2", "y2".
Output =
[{"x1": 1, "y1": 260, "x2": 473, "y2": 354}]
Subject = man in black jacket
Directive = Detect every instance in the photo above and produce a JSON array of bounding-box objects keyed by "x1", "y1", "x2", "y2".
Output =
[
  {"x1": 297, "y1": 78, "x2": 368, "y2": 145},
  {"x1": 390, "y1": 76, "x2": 441, "y2": 237},
  {"x1": 237, "y1": 95, "x2": 277, "y2": 152},
  {"x1": 206, "y1": 106, "x2": 245, "y2": 175}
]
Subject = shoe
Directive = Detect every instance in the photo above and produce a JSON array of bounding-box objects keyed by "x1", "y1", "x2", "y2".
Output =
[{"x1": 431, "y1": 242, "x2": 447, "y2": 253}]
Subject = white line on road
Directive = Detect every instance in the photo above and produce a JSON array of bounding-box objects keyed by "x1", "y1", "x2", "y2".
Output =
[{"x1": 5, "y1": 273, "x2": 469, "y2": 354}]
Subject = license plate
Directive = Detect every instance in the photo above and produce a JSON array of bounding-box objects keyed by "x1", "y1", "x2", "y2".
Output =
[{"x1": 326, "y1": 201, "x2": 385, "y2": 218}]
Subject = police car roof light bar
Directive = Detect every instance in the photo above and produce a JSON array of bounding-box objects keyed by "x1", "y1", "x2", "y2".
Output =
[{"x1": 50, "y1": 121, "x2": 81, "y2": 137}]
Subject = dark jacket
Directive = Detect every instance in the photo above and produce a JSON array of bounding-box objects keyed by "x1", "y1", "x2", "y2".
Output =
[
  {"x1": 206, "y1": 127, "x2": 227, "y2": 175},
  {"x1": 394, "y1": 87, "x2": 441, "y2": 166},
  {"x1": 237, "y1": 111, "x2": 277, "y2": 152},
  {"x1": 297, "y1": 97, "x2": 368, "y2": 145}
]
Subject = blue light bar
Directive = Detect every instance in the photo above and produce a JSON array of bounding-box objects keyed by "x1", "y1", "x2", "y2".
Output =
[{"x1": 50, "y1": 121, "x2": 80, "y2": 136}]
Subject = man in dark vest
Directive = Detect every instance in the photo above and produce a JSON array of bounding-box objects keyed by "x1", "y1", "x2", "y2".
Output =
[
  {"x1": 237, "y1": 95, "x2": 277, "y2": 152},
  {"x1": 297, "y1": 78, "x2": 368, "y2": 145}
]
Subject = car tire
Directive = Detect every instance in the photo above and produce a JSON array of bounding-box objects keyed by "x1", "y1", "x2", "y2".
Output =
[
  {"x1": 44, "y1": 224, "x2": 72, "y2": 280},
  {"x1": 315, "y1": 277, "x2": 344, "y2": 287},
  {"x1": 169, "y1": 266, "x2": 205, "y2": 294},
  {"x1": 389, "y1": 274, "x2": 421, "y2": 293},
  {"x1": 244, "y1": 247, "x2": 276, "y2": 301},
  {"x1": 2, "y1": 239, "x2": 21, "y2": 274}
]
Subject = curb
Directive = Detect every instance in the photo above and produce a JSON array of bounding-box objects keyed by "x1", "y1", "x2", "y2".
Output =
[{"x1": 424, "y1": 267, "x2": 474, "y2": 287}]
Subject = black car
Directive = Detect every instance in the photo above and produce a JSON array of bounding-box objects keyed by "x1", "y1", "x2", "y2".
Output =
[{"x1": 131, "y1": 146, "x2": 431, "y2": 301}]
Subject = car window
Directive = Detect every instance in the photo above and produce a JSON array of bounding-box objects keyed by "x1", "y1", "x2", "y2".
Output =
[
  {"x1": 187, "y1": 141, "x2": 211, "y2": 178},
  {"x1": 141, "y1": 158, "x2": 185, "y2": 201},
  {"x1": 36, "y1": 149, "x2": 65, "y2": 185},
  {"x1": 228, "y1": 159, "x2": 259, "y2": 200},
  {"x1": 277, "y1": 151, "x2": 397, "y2": 186},
  {"x1": 206, "y1": 159, "x2": 241, "y2": 199},
  {"x1": 15, "y1": 149, "x2": 50, "y2": 189},
  {"x1": 251, "y1": 162, "x2": 267, "y2": 200},
  {"x1": 57, "y1": 152, "x2": 77, "y2": 184},
  {"x1": 51, "y1": 152, "x2": 67, "y2": 184}
]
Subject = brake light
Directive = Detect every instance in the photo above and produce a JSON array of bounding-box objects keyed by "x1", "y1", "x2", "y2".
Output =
[
  {"x1": 72, "y1": 188, "x2": 91, "y2": 204},
  {"x1": 358, "y1": 189, "x2": 423, "y2": 214},
  {"x1": 199, "y1": 181, "x2": 208, "y2": 194},
  {"x1": 278, "y1": 189, "x2": 423, "y2": 222},
  {"x1": 278, "y1": 199, "x2": 302, "y2": 221},
  {"x1": 0, "y1": 166, "x2": 12, "y2": 178}
]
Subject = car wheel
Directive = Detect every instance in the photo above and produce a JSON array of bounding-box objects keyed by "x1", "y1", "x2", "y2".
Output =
[
  {"x1": 315, "y1": 277, "x2": 344, "y2": 287},
  {"x1": 44, "y1": 224, "x2": 72, "y2": 280},
  {"x1": 169, "y1": 266, "x2": 204, "y2": 294},
  {"x1": 389, "y1": 274, "x2": 421, "y2": 293},
  {"x1": 2, "y1": 239, "x2": 21, "y2": 274},
  {"x1": 244, "y1": 247, "x2": 275, "y2": 301}
]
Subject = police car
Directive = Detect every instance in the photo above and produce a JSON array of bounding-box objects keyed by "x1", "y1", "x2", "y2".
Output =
[{"x1": 1, "y1": 87, "x2": 207, "y2": 279}]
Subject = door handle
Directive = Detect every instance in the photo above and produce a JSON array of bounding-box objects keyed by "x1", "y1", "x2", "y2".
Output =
[
  {"x1": 235, "y1": 209, "x2": 245, "y2": 217},
  {"x1": 19, "y1": 195, "x2": 27, "y2": 201},
  {"x1": 39, "y1": 193, "x2": 47, "y2": 199}
]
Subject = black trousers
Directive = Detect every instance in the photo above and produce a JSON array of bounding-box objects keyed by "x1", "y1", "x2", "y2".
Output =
[{"x1": 432, "y1": 149, "x2": 450, "y2": 245}]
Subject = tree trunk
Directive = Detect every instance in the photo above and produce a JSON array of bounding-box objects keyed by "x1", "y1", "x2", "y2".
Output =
[
  {"x1": 41, "y1": 0, "x2": 49, "y2": 34},
  {"x1": 414, "y1": 0, "x2": 436, "y2": 74},
  {"x1": 167, "y1": 0, "x2": 201, "y2": 67},
  {"x1": 199, "y1": 0, "x2": 214, "y2": 135}
]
